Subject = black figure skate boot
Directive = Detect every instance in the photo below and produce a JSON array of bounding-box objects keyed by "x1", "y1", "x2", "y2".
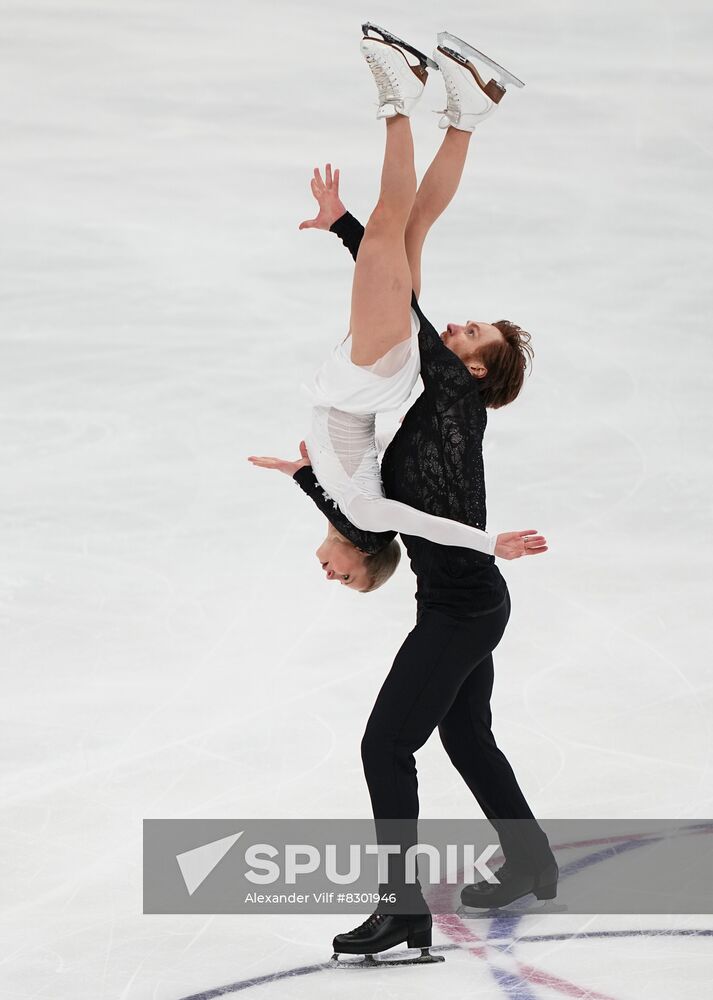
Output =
[
  {"x1": 460, "y1": 857, "x2": 559, "y2": 909},
  {"x1": 330, "y1": 911, "x2": 445, "y2": 968}
]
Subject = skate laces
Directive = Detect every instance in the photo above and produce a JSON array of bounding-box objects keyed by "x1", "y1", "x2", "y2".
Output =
[
  {"x1": 437, "y1": 61, "x2": 490, "y2": 122},
  {"x1": 471, "y1": 860, "x2": 513, "y2": 890},
  {"x1": 364, "y1": 50, "x2": 403, "y2": 108},
  {"x1": 354, "y1": 912, "x2": 386, "y2": 933},
  {"x1": 441, "y1": 68, "x2": 462, "y2": 120}
]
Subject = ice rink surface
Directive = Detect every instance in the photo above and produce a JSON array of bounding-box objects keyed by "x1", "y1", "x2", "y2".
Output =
[{"x1": 2, "y1": 0, "x2": 712, "y2": 997}]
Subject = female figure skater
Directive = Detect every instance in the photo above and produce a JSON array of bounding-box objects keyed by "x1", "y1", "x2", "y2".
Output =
[
  {"x1": 249, "y1": 26, "x2": 546, "y2": 594},
  {"x1": 251, "y1": 23, "x2": 557, "y2": 967}
]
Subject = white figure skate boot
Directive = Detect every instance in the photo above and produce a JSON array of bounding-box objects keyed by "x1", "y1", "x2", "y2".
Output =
[
  {"x1": 360, "y1": 22, "x2": 436, "y2": 120},
  {"x1": 433, "y1": 31, "x2": 525, "y2": 132}
]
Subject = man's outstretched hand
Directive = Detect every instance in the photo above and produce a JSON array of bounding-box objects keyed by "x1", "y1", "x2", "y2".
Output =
[
  {"x1": 248, "y1": 441, "x2": 311, "y2": 478},
  {"x1": 495, "y1": 530, "x2": 548, "y2": 560},
  {"x1": 299, "y1": 163, "x2": 346, "y2": 231}
]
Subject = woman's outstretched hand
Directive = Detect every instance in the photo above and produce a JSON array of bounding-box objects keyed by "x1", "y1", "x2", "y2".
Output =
[
  {"x1": 247, "y1": 440, "x2": 311, "y2": 478},
  {"x1": 494, "y1": 530, "x2": 548, "y2": 560},
  {"x1": 299, "y1": 163, "x2": 346, "y2": 231}
]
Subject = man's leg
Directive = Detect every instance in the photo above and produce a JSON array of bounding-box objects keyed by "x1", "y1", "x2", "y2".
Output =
[
  {"x1": 438, "y1": 655, "x2": 555, "y2": 868},
  {"x1": 349, "y1": 115, "x2": 416, "y2": 366},
  {"x1": 360, "y1": 604, "x2": 509, "y2": 910},
  {"x1": 438, "y1": 627, "x2": 555, "y2": 869}
]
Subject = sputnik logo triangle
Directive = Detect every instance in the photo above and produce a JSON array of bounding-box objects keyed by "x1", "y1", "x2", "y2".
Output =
[{"x1": 176, "y1": 831, "x2": 244, "y2": 896}]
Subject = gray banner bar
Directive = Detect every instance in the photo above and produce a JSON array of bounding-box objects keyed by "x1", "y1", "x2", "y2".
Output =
[{"x1": 143, "y1": 818, "x2": 713, "y2": 914}]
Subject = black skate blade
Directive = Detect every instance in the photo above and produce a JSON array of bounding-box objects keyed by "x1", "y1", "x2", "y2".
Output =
[
  {"x1": 330, "y1": 946, "x2": 445, "y2": 968},
  {"x1": 437, "y1": 31, "x2": 525, "y2": 88},
  {"x1": 456, "y1": 900, "x2": 568, "y2": 918},
  {"x1": 362, "y1": 22, "x2": 439, "y2": 70}
]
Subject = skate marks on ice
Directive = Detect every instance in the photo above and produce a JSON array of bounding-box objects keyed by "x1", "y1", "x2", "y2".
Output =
[
  {"x1": 174, "y1": 827, "x2": 713, "y2": 999},
  {"x1": 434, "y1": 922, "x2": 713, "y2": 1000},
  {"x1": 174, "y1": 930, "x2": 713, "y2": 999},
  {"x1": 176, "y1": 945, "x2": 455, "y2": 999}
]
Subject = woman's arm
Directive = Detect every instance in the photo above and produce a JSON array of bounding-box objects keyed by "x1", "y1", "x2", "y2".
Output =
[
  {"x1": 347, "y1": 494, "x2": 548, "y2": 560},
  {"x1": 329, "y1": 210, "x2": 364, "y2": 263},
  {"x1": 347, "y1": 493, "x2": 496, "y2": 555},
  {"x1": 374, "y1": 422, "x2": 401, "y2": 456},
  {"x1": 292, "y1": 467, "x2": 396, "y2": 554},
  {"x1": 247, "y1": 443, "x2": 394, "y2": 555},
  {"x1": 297, "y1": 162, "x2": 366, "y2": 263},
  {"x1": 249, "y1": 447, "x2": 545, "y2": 560}
]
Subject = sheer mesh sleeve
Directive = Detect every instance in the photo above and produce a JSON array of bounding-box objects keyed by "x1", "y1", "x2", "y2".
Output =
[
  {"x1": 292, "y1": 466, "x2": 395, "y2": 555},
  {"x1": 347, "y1": 494, "x2": 496, "y2": 555},
  {"x1": 374, "y1": 424, "x2": 399, "y2": 457}
]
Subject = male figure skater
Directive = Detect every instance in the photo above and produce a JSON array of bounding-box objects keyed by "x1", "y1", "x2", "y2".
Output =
[{"x1": 259, "y1": 24, "x2": 558, "y2": 964}]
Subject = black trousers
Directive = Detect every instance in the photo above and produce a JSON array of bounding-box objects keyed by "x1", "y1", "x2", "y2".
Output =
[{"x1": 360, "y1": 588, "x2": 553, "y2": 910}]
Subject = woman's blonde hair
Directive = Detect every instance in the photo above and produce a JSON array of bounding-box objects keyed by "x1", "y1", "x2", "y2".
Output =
[{"x1": 361, "y1": 539, "x2": 401, "y2": 592}]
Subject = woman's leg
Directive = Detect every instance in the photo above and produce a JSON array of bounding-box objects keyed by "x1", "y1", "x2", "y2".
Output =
[
  {"x1": 411, "y1": 126, "x2": 473, "y2": 229},
  {"x1": 349, "y1": 115, "x2": 417, "y2": 366},
  {"x1": 404, "y1": 127, "x2": 472, "y2": 293}
]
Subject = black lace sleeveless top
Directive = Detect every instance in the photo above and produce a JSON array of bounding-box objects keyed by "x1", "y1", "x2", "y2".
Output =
[{"x1": 295, "y1": 211, "x2": 506, "y2": 614}]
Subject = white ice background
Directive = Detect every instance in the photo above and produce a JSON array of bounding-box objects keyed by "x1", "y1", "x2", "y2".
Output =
[{"x1": 1, "y1": 1, "x2": 712, "y2": 997}]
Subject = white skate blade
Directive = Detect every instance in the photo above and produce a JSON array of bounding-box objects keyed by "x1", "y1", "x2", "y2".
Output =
[{"x1": 437, "y1": 31, "x2": 525, "y2": 89}]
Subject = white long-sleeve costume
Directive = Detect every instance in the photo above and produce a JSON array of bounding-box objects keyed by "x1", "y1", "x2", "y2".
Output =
[{"x1": 301, "y1": 308, "x2": 497, "y2": 555}]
